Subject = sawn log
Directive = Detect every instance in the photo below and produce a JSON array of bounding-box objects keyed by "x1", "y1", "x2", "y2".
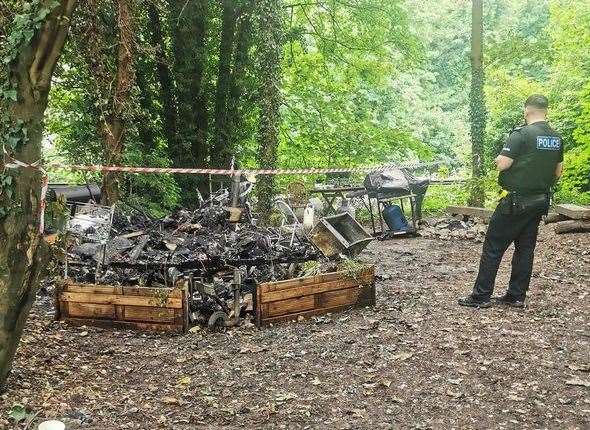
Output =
[{"x1": 554, "y1": 220, "x2": 590, "y2": 234}]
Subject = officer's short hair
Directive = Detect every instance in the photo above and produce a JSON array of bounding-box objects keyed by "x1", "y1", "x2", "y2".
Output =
[{"x1": 525, "y1": 94, "x2": 549, "y2": 110}]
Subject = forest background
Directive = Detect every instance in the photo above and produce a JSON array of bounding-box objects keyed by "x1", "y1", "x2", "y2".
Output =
[{"x1": 25, "y1": 0, "x2": 590, "y2": 216}]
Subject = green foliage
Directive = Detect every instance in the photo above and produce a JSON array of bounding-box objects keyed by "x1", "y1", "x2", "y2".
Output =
[
  {"x1": 279, "y1": 48, "x2": 431, "y2": 170},
  {"x1": 547, "y1": 0, "x2": 590, "y2": 202},
  {"x1": 7, "y1": 403, "x2": 34, "y2": 423},
  {"x1": 0, "y1": 0, "x2": 60, "y2": 217},
  {"x1": 33, "y1": 0, "x2": 590, "y2": 214},
  {"x1": 470, "y1": 0, "x2": 590, "y2": 205},
  {"x1": 43, "y1": 2, "x2": 181, "y2": 215},
  {"x1": 484, "y1": 68, "x2": 545, "y2": 159},
  {"x1": 548, "y1": 0, "x2": 590, "y2": 147},
  {"x1": 271, "y1": 0, "x2": 429, "y2": 172},
  {"x1": 1, "y1": 0, "x2": 59, "y2": 113},
  {"x1": 555, "y1": 82, "x2": 590, "y2": 204},
  {"x1": 422, "y1": 184, "x2": 469, "y2": 215},
  {"x1": 402, "y1": 0, "x2": 472, "y2": 165},
  {"x1": 46, "y1": 81, "x2": 182, "y2": 216},
  {"x1": 486, "y1": 0, "x2": 552, "y2": 81},
  {"x1": 121, "y1": 142, "x2": 181, "y2": 217}
]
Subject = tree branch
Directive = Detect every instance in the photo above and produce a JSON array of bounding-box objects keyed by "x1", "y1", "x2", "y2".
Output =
[
  {"x1": 29, "y1": 16, "x2": 57, "y2": 84},
  {"x1": 37, "y1": 0, "x2": 78, "y2": 89},
  {"x1": 28, "y1": 0, "x2": 78, "y2": 92}
]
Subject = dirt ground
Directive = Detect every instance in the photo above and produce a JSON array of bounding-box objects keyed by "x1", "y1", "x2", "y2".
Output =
[{"x1": 1, "y1": 223, "x2": 589, "y2": 429}]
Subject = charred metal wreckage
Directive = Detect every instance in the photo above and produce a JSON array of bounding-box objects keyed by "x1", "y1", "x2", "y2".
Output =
[{"x1": 51, "y1": 178, "x2": 371, "y2": 330}]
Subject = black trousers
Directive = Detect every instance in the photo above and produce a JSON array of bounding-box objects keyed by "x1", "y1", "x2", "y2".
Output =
[{"x1": 472, "y1": 199, "x2": 546, "y2": 301}]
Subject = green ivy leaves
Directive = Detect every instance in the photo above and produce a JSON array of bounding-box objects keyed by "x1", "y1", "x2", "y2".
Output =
[{"x1": 0, "y1": 1, "x2": 59, "y2": 219}]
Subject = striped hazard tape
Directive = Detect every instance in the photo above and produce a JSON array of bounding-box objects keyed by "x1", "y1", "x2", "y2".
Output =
[
  {"x1": 3, "y1": 147, "x2": 442, "y2": 235},
  {"x1": 47, "y1": 160, "x2": 440, "y2": 176}
]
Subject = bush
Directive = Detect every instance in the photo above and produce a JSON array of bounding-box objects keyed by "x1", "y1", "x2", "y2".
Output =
[{"x1": 422, "y1": 184, "x2": 468, "y2": 215}]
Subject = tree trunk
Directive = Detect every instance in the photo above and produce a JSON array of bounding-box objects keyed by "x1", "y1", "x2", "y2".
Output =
[
  {"x1": 101, "y1": 119, "x2": 125, "y2": 205},
  {"x1": 147, "y1": 4, "x2": 179, "y2": 154},
  {"x1": 468, "y1": 0, "x2": 486, "y2": 207},
  {"x1": 101, "y1": 0, "x2": 136, "y2": 206},
  {"x1": 135, "y1": 65, "x2": 157, "y2": 152},
  {"x1": 226, "y1": 0, "x2": 255, "y2": 163},
  {"x1": 256, "y1": 0, "x2": 283, "y2": 224},
  {"x1": 211, "y1": 0, "x2": 238, "y2": 168},
  {"x1": 0, "y1": 0, "x2": 77, "y2": 390},
  {"x1": 168, "y1": 0, "x2": 208, "y2": 164},
  {"x1": 544, "y1": 212, "x2": 568, "y2": 224},
  {"x1": 168, "y1": 0, "x2": 209, "y2": 201}
]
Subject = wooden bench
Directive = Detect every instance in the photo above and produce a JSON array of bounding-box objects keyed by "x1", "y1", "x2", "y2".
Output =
[{"x1": 446, "y1": 205, "x2": 493, "y2": 220}]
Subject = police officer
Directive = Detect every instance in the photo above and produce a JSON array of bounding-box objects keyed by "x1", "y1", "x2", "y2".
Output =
[{"x1": 459, "y1": 94, "x2": 563, "y2": 308}]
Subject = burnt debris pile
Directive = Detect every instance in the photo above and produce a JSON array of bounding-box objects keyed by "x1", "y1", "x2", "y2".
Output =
[{"x1": 66, "y1": 205, "x2": 320, "y2": 288}]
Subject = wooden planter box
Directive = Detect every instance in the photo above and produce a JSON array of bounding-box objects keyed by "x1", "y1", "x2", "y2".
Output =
[
  {"x1": 55, "y1": 282, "x2": 189, "y2": 333},
  {"x1": 255, "y1": 266, "x2": 375, "y2": 326}
]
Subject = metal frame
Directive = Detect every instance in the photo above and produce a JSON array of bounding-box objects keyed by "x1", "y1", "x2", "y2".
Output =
[{"x1": 367, "y1": 193, "x2": 418, "y2": 238}]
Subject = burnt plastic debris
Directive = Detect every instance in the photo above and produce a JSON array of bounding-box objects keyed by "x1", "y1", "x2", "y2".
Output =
[{"x1": 64, "y1": 205, "x2": 319, "y2": 288}]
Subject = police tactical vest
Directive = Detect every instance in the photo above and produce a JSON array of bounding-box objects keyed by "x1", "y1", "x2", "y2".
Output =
[{"x1": 498, "y1": 121, "x2": 563, "y2": 195}]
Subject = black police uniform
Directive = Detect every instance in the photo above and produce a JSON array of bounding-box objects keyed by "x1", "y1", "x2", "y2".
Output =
[{"x1": 471, "y1": 121, "x2": 563, "y2": 302}]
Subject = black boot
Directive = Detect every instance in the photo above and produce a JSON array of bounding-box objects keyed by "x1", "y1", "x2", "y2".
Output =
[
  {"x1": 458, "y1": 295, "x2": 491, "y2": 308},
  {"x1": 493, "y1": 294, "x2": 526, "y2": 308}
]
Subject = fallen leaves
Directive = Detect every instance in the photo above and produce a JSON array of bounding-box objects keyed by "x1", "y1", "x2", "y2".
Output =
[
  {"x1": 3, "y1": 227, "x2": 589, "y2": 429},
  {"x1": 311, "y1": 377, "x2": 322, "y2": 386},
  {"x1": 177, "y1": 376, "x2": 191, "y2": 386},
  {"x1": 239, "y1": 344, "x2": 268, "y2": 354},
  {"x1": 567, "y1": 363, "x2": 590, "y2": 372},
  {"x1": 161, "y1": 396, "x2": 182, "y2": 405},
  {"x1": 392, "y1": 352, "x2": 414, "y2": 361},
  {"x1": 273, "y1": 392, "x2": 298, "y2": 403},
  {"x1": 380, "y1": 379, "x2": 392, "y2": 388},
  {"x1": 445, "y1": 390, "x2": 464, "y2": 399},
  {"x1": 565, "y1": 377, "x2": 590, "y2": 387}
]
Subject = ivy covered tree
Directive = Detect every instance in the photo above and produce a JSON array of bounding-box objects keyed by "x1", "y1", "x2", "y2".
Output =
[
  {"x1": 101, "y1": 0, "x2": 136, "y2": 205},
  {"x1": 255, "y1": 0, "x2": 283, "y2": 222},
  {"x1": 0, "y1": 0, "x2": 77, "y2": 388},
  {"x1": 77, "y1": 0, "x2": 136, "y2": 205},
  {"x1": 468, "y1": 0, "x2": 487, "y2": 206},
  {"x1": 168, "y1": 0, "x2": 209, "y2": 199}
]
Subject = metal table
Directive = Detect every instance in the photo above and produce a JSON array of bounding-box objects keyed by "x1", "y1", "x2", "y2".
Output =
[{"x1": 310, "y1": 186, "x2": 365, "y2": 215}]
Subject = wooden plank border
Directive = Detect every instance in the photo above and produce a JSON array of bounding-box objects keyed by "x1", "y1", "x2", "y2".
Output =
[
  {"x1": 56, "y1": 281, "x2": 189, "y2": 333},
  {"x1": 256, "y1": 266, "x2": 375, "y2": 327},
  {"x1": 59, "y1": 292, "x2": 183, "y2": 308}
]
